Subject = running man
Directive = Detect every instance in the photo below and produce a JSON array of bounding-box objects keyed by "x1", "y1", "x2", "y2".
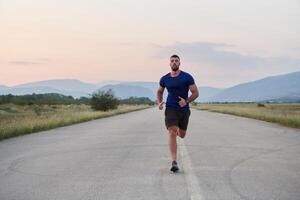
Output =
[{"x1": 156, "y1": 54, "x2": 199, "y2": 172}]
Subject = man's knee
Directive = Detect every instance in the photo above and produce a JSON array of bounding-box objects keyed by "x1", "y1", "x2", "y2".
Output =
[
  {"x1": 178, "y1": 129, "x2": 186, "y2": 138},
  {"x1": 168, "y1": 126, "x2": 178, "y2": 137}
]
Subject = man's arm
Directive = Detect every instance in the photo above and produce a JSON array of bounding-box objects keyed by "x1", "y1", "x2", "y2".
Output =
[
  {"x1": 186, "y1": 84, "x2": 199, "y2": 103},
  {"x1": 178, "y1": 84, "x2": 199, "y2": 107},
  {"x1": 156, "y1": 85, "x2": 165, "y2": 105}
]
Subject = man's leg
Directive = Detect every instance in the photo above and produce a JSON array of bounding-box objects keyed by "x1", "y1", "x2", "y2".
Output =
[
  {"x1": 165, "y1": 108, "x2": 180, "y2": 172},
  {"x1": 177, "y1": 129, "x2": 187, "y2": 138},
  {"x1": 167, "y1": 126, "x2": 178, "y2": 161},
  {"x1": 177, "y1": 109, "x2": 190, "y2": 138}
]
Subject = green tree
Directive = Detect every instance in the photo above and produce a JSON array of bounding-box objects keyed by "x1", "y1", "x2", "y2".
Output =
[{"x1": 90, "y1": 89, "x2": 119, "y2": 111}]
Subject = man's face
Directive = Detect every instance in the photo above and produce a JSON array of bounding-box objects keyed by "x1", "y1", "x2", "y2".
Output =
[{"x1": 169, "y1": 57, "x2": 180, "y2": 71}]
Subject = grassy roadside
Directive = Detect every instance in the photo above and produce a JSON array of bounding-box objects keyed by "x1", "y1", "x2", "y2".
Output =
[
  {"x1": 192, "y1": 103, "x2": 300, "y2": 129},
  {"x1": 0, "y1": 103, "x2": 153, "y2": 141}
]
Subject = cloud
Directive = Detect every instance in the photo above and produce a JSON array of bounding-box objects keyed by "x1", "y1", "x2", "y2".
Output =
[
  {"x1": 156, "y1": 41, "x2": 300, "y2": 69},
  {"x1": 9, "y1": 61, "x2": 40, "y2": 65},
  {"x1": 8, "y1": 58, "x2": 51, "y2": 66}
]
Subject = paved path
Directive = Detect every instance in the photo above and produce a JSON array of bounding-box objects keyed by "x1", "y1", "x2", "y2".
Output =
[{"x1": 0, "y1": 107, "x2": 299, "y2": 200}]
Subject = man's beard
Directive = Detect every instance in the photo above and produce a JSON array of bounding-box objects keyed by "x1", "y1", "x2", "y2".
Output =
[{"x1": 171, "y1": 65, "x2": 179, "y2": 71}]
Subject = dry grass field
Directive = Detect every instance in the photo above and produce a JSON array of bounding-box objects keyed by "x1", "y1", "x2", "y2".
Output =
[
  {"x1": 192, "y1": 103, "x2": 300, "y2": 129},
  {"x1": 0, "y1": 103, "x2": 152, "y2": 141}
]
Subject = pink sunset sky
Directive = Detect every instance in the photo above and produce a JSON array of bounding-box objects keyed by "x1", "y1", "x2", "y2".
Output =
[{"x1": 1, "y1": 0, "x2": 299, "y2": 88}]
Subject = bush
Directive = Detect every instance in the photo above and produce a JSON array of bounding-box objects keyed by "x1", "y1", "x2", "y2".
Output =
[
  {"x1": 191, "y1": 102, "x2": 198, "y2": 106},
  {"x1": 119, "y1": 96, "x2": 154, "y2": 105},
  {"x1": 0, "y1": 93, "x2": 79, "y2": 105},
  {"x1": 90, "y1": 89, "x2": 119, "y2": 111},
  {"x1": 257, "y1": 103, "x2": 265, "y2": 107}
]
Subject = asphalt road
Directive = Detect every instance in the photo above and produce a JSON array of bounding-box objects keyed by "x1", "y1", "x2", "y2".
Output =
[{"x1": 0, "y1": 107, "x2": 300, "y2": 200}]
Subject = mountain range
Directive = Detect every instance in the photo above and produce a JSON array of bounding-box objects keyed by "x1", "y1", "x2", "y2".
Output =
[{"x1": 1, "y1": 70, "x2": 299, "y2": 103}]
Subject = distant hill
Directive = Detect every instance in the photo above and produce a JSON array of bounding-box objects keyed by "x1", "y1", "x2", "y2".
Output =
[
  {"x1": 15, "y1": 79, "x2": 97, "y2": 93},
  {"x1": 0, "y1": 85, "x2": 9, "y2": 90},
  {"x1": 1, "y1": 70, "x2": 299, "y2": 102},
  {"x1": 206, "y1": 71, "x2": 300, "y2": 102},
  {"x1": 95, "y1": 80, "x2": 124, "y2": 88},
  {"x1": 125, "y1": 81, "x2": 158, "y2": 93},
  {"x1": 0, "y1": 86, "x2": 63, "y2": 95},
  {"x1": 197, "y1": 86, "x2": 226, "y2": 102},
  {"x1": 97, "y1": 84, "x2": 155, "y2": 100}
]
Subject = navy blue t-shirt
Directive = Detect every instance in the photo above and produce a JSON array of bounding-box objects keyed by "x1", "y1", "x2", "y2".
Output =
[{"x1": 159, "y1": 70, "x2": 195, "y2": 111}]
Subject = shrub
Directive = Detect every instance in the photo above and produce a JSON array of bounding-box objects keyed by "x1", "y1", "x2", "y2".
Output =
[
  {"x1": 90, "y1": 89, "x2": 119, "y2": 111},
  {"x1": 119, "y1": 96, "x2": 154, "y2": 105},
  {"x1": 257, "y1": 103, "x2": 265, "y2": 107}
]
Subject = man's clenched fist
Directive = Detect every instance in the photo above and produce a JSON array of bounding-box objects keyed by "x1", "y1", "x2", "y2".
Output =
[
  {"x1": 178, "y1": 96, "x2": 187, "y2": 107},
  {"x1": 158, "y1": 101, "x2": 164, "y2": 110}
]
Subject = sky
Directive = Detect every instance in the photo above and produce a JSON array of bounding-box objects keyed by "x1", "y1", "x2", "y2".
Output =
[{"x1": 1, "y1": 0, "x2": 299, "y2": 88}]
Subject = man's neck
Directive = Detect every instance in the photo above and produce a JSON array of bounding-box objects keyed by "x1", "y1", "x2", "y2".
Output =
[{"x1": 170, "y1": 69, "x2": 181, "y2": 77}]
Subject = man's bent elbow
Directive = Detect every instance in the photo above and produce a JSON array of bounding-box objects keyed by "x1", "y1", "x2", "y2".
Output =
[
  {"x1": 194, "y1": 91, "x2": 199, "y2": 99},
  {"x1": 157, "y1": 90, "x2": 163, "y2": 97}
]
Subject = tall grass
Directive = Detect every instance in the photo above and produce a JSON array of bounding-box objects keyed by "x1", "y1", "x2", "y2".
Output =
[
  {"x1": 192, "y1": 103, "x2": 300, "y2": 129},
  {"x1": 0, "y1": 103, "x2": 152, "y2": 141}
]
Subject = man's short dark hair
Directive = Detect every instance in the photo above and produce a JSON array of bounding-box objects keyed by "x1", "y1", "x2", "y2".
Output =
[{"x1": 170, "y1": 54, "x2": 180, "y2": 60}]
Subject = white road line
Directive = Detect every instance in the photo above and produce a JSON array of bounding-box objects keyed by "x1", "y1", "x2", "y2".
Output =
[{"x1": 178, "y1": 139, "x2": 204, "y2": 200}]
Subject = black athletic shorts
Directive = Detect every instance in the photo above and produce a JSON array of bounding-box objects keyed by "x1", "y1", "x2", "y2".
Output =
[{"x1": 164, "y1": 107, "x2": 191, "y2": 131}]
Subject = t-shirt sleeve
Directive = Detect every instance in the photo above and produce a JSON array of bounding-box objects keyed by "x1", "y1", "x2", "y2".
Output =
[
  {"x1": 159, "y1": 76, "x2": 165, "y2": 87},
  {"x1": 187, "y1": 74, "x2": 195, "y2": 86}
]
